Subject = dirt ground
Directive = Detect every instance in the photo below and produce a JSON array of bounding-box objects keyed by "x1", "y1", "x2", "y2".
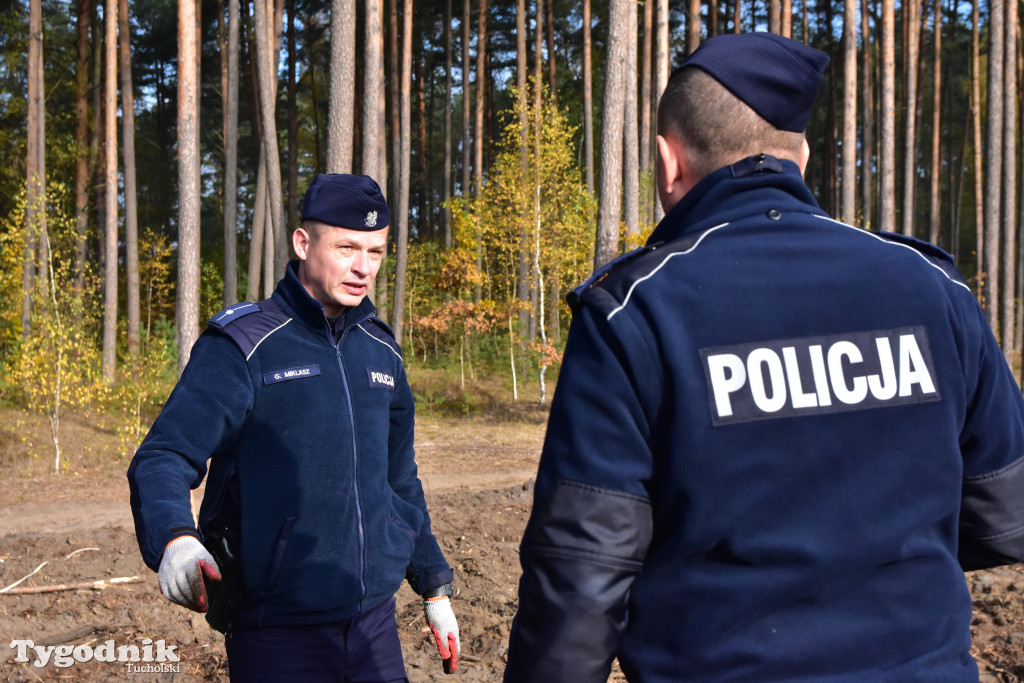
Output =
[{"x1": 2, "y1": 405, "x2": 1024, "y2": 682}]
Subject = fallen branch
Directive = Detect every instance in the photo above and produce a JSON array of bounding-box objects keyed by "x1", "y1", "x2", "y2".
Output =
[
  {"x1": 0, "y1": 575, "x2": 142, "y2": 595},
  {"x1": 0, "y1": 561, "x2": 48, "y2": 593},
  {"x1": 65, "y1": 547, "x2": 100, "y2": 560},
  {"x1": 36, "y1": 623, "x2": 135, "y2": 647}
]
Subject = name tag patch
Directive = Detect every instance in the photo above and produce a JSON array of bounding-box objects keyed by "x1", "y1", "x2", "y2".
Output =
[
  {"x1": 700, "y1": 326, "x2": 940, "y2": 426},
  {"x1": 263, "y1": 365, "x2": 321, "y2": 385},
  {"x1": 367, "y1": 368, "x2": 395, "y2": 389}
]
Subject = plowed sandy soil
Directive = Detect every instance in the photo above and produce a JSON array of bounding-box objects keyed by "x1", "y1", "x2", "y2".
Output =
[{"x1": 1, "y1": 406, "x2": 1022, "y2": 682}]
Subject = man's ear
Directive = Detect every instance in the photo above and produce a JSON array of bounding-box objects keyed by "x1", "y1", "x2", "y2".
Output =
[
  {"x1": 292, "y1": 226, "x2": 310, "y2": 260},
  {"x1": 656, "y1": 133, "x2": 695, "y2": 213},
  {"x1": 798, "y1": 137, "x2": 810, "y2": 176}
]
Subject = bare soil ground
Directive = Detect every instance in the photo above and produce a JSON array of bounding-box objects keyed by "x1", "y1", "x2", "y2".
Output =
[{"x1": 1, "y1": 405, "x2": 1023, "y2": 682}]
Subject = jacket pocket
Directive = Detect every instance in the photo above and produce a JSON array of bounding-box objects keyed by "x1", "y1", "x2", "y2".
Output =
[{"x1": 263, "y1": 515, "x2": 297, "y2": 593}]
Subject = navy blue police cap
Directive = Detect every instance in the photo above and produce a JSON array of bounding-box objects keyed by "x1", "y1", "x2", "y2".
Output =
[
  {"x1": 301, "y1": 173, "x2": 391, "y2": 230},
  {"x1": 681, "y1": 32, "x2": 829, "y2": 133}
]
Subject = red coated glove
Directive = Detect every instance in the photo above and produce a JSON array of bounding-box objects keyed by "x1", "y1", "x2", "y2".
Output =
[
  {"x1": 157, "y1": 536, "x2": 222, "y2": 612},
  {"x1": 424, "y1": 596, "x2": 460, "y2": 674}
]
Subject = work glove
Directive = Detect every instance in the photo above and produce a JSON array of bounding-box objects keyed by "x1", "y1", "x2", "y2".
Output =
[
  {"x1": 424, "y1": 594, "x2": 460, "y2": 674},
  {"x1": 158, "y1": 536, "x2": 221, "y2": 612}
]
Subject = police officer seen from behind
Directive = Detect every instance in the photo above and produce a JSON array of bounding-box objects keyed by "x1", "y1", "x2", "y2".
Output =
[
  {"x1": 128, "y1": 174, "x2": 459, "y2": 682},
  {"x1": 504, "y1": 33, "x2": 1024, "y2": 682}
]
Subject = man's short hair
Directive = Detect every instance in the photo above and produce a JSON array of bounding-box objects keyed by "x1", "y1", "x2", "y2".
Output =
[{"x1": 657, "y1": 67, "x2": 805, "y2": 180}]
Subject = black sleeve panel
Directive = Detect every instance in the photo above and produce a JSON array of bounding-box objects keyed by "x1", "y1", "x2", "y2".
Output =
[
  {"x1": 960, "y1": 455, "x2": 1024, "y2": 570},
  {"x1": 504, "y1": 480, "x2": 653, "y2": 683}
]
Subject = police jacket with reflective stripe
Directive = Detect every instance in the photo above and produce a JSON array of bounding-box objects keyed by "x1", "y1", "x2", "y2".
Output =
[
  {"x1": 505, "y1": 156, "x2": 1024, "y2": 682},
  {"x1": 128, "y1": 261, "x2": 452, "y2": 626}
]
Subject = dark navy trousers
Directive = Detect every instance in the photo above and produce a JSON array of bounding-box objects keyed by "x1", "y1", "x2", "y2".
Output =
[{"x1": 225, "y1": 597, "x2": 410, "y2": 682}]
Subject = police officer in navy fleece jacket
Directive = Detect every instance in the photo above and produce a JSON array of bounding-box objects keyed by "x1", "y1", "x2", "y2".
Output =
[
  {"x1": 504, "y1": 33, "x2": 1024, "y2": 682},
  {"x1": 128, "y1": 174, "x2": 459, "y2": 682}
]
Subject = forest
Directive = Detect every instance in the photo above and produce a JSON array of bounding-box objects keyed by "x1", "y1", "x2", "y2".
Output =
[{"x1": 1, "y1": 0, "x2": 1022, "y2": 464}]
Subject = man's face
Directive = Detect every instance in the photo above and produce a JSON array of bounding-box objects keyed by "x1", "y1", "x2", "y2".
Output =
[{"x1": 293, "y1": 221, "x2": 388, "y2": 317}]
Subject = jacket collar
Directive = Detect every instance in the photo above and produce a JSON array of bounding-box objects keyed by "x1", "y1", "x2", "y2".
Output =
[
  {"x1": 272, "y1": 260, "x2": 377, "y2": 335},
  {"x1": 647, "y1": 154, "x2": 821, "y2": 246}
]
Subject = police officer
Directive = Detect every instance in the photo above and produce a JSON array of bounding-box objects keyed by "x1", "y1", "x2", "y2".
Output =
[
  {"x1": 128, "y1": 174, "x2": 460, "y2": 681},
  {"x1": 504, "y1": 33, "x2": 1024, "y2": 681}
]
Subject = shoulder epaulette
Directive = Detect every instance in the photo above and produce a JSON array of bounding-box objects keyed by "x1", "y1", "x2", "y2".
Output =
[
  {"x1": 360, "y1": 316, "x2": 402, "y2": 358},
  {"x1": 872, "y1": 230, "x2": 966, "y2": 285},
  {"x1": 566, "y1": 245, "x2": 657, "y2": 312},
  {"x1": 207, "y1": 298, "x2": 292, "y2": 358}
]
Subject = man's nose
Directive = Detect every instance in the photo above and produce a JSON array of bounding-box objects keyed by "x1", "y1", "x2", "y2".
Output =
[{"x1": 351, "y1": 250, "x2": 369, "y2": 275}]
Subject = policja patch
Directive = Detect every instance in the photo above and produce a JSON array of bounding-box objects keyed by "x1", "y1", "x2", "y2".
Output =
[{"x1": 701, "y1": 326, "x2": 941, "y2": 425}]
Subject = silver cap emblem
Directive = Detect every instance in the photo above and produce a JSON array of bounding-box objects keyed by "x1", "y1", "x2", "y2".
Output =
[{"x1": 365, "y1": 211, "x2": 378, "y2": 228}]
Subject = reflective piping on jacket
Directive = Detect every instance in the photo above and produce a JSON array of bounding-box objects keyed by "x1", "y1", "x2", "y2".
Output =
[
  {"x1": 245, "y1": 318, "x2": 293, "y2": 361},
  {"x1": 335, "y1": 331, "x2": 367, "y2": 607},
  {"x1": 606, "y1": 222, "x2": 731, "y2": 322},
  {"x1": 812, "y1": 214, "x2": 973, "y2": 295},
  {"x1": 356, "y1": 323, "x2": 403, "y2": 360}
]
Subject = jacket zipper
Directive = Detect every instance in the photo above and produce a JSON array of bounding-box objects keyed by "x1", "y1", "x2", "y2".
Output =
[{"x1": 335, "y1": 328, "x2": 367, "y2": 609}]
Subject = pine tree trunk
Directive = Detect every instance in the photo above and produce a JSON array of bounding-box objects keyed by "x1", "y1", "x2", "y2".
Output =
[
  {"x1": 840, "y1": 0, "x2": 856, "y2": 225},
  {"x1": 594, "y1": 0, "x2": 629, "y2": 268},
  {"x1": 254, "y1": 0, "x2": 286, "y2": 283},
  {"x1": 23, "y1": 0, "x2": 45, "y2": 336},
  {"x1": 327, "y1": 0, "x2": 355, "y2": 172},
  {"x1": 119, "y1": 0, "x2": 140, "y2": 356},
  {"x1": 1000, "y1": 7, "x2": 1017, "y2": 359},
  {"x1": 224, "y1": 0, "x2": 239, "y2": 304},
  {"x1": 860, "y1": 0, "x2": 874, "y2": 229},
  {"x1": 879, "y1": 0, "x2": 896, "y2": 233},
  {"x1": 583, "y1": 0, "x2": 594, "y2": 194},
  {"x1": 516, "y1": 0, "x2": 529, "y2": 332},
  {"x1": 286, "y1": 0, "x2": 297, "y2": 236},
  {"x1": 984, "y1": 0, "x2": 1005, "y2": 330},
  {"x1": 687, "y1": 0, "x2": 700, "y2": 54},
  {"x1": 474, "y1": 0, "x2": 487, "y2": 303},
  {"x1": 391, "y1": 0, "x2": 413, "y2": 343},
  {"x1": 654, "y1": 0, "x2": 668, "y2": 223},
  {"x1": 443, "y1": 0, "x2": 453, "y2": 249},
  {"x1": 640, "y1": 0, "x2": 652, "y2": 226},
  {"x1": 73, "y1": 0, "x2": 90, "y2": 311},
  {"x1": 177, "y1": 0, "x2": 200, "y2": 374},
  {"x1": 363, "y1": 0, "x2": 387, "y2": 316},
  {"x1": 928, "y1": 0, "x2": 942, "y2": 247},
  {"x1": 623, "y1": 0, "x2": 639, "y2": 238},
  {"x1": 461, "y1": 0, "x2": 471, "y2": 196},
  {"x1": 102, "y1": 0, "x2": 118, "y2": 380},
  {"x1": 901, "y1": 0, "x2": 920, "y2": 238}
]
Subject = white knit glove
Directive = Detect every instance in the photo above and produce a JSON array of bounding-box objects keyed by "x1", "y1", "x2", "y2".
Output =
[
  {"x1": 158, "y1": 536, "x2": 221, "y2": 612},
  {"x1": 424, "y1": 596, "x2": 460, "y2": 674}
]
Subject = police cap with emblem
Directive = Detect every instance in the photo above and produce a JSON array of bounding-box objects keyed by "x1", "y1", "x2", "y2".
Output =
[
  {"x1": 681, "y1": 32, "x2": 829, "y2": 133},
  {"x1": 301, "y1": 173, "x2": 391, "y2": 231}
]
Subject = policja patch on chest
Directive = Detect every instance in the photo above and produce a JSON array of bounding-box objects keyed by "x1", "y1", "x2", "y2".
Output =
[
  {"x1": 700, "y1": 326, "x2": 940, "y2": 426},
  {"x1": 366, "y1": 368, "x2": 396, "y2": 388}
]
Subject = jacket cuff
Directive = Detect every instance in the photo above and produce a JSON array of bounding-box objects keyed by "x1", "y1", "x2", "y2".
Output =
[{"x1": 406, "y1": 566, "x2": 455, "y2": 596}]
